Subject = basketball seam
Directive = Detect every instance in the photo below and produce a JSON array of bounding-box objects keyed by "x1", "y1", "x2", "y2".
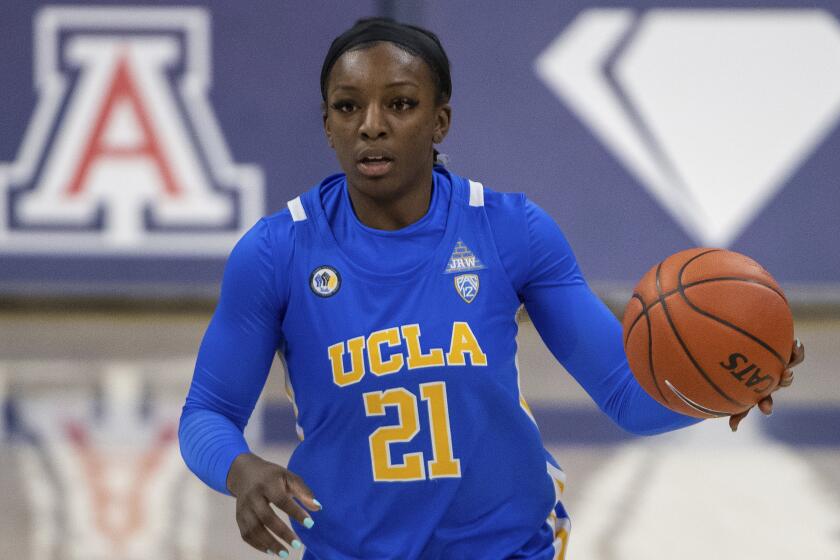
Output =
[
  {"x1": 626, "y1": 292, "x2": 668, "y2": 403},
  {"x1": 655, "y1": 253, "x2": 748, "y2": 408},
  {"x1": 624, "y1": 293, "x2": 644, "y2": 347},
  {"x1": 677, "y1": 255, "x2": 788, "y2": 368},
  {"x1": 624, "y1": 276, "x2": 786, "y2": 339}
]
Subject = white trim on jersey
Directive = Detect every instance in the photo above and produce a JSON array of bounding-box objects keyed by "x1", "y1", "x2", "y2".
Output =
[
  {"x1": 547, "y1": 461, "x2": 567, "y2": 500},
  {"x1": 550, "y1": 514, "x2": 571, "y2": 560},
  {"x1": 278, "y1": 353, "x2": 304, "y2": 441},
  {"x1": 545, "y1": 461, "x2": 571, "y2": 560},
  {"x1": 287, "y1": 196, "x2": 307, "y2": 222},
  {"x1": 468, "y1": 180, "x2": 484, "y2": 207}
]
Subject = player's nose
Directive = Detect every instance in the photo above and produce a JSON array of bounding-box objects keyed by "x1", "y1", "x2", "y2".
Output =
[{"x1": 359, "y1": 104, "x2": 387, "y2": 140}]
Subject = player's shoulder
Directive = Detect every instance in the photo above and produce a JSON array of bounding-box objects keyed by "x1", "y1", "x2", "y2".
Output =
[
  {"x1": 448, "y1": 173, "x2": 532, "y2": 288},
  {"x1": 242, "y1": 206, "x2": 293, "y2": 255},
  {"x1": 480, "y1": 186, "x2": 531, "y2": 245},
  {"x1": 465, "y1": 177, "x2": 559, "y2": 233},
  {"x1": 254, "y1": 173, "x2": 344, "y2": 257},
  {"x1": 262, "y1": 204, "x2": 296, "y2": 234},
  {"x1": 446, "y1": 169, "x2": 528, "y2": 216},
  {"x1": 263, "y1": 172, "x2": 343, "y2": 229},
  {"x1": 261, "y1": 174, "x2": 339, "y2": 236},
  {"x1": 235, "y1": 181, "x2": 318, "y2": 262},
  {"x1": 481, "y1": 184, "x2": 528, "y2": 215},
  {"x1": 475, "y1": 182, "x2": 550, "y2": 223}
]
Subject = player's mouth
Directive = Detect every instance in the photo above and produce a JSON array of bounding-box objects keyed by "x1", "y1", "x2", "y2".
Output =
[{"x1": 357, "y1": 150, "x2": 394, "y2": 178}]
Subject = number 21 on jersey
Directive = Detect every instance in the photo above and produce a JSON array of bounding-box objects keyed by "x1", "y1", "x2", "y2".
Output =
[{"x1": 363, "y1": 381, "x2": 461, "y2": 482}]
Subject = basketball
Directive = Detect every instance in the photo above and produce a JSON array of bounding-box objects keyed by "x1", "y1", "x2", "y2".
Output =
[{"x1": 622, "y1": 248, "x2": 794, "y2": 418}]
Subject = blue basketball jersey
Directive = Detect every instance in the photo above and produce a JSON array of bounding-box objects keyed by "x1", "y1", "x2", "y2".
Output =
[
  {"x1": 281, "y1": 172, "x2": 567, "y2": 559},
  {"x1": 181, "y1": 166, "x2": 700, "y2": 559}
]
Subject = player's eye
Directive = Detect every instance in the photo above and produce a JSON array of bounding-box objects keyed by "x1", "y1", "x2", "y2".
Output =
[
  {"x1": 331, "y1": 100, "x2": 357, "y2": 113},
  {"x1": 390, "y1": 97, "x2": 418, "y2": 112}
]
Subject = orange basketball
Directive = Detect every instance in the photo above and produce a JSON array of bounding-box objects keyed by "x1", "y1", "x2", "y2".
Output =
[{"x1": 622, "y1": 248, "x2": 794, "y2": 419}]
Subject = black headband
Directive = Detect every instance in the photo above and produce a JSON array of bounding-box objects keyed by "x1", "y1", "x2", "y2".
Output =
[{"x1": 320, "y1": 18, "x2": 452, "y2": 102}]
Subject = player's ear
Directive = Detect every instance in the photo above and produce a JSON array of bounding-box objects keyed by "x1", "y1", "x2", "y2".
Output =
[
  {"x1": 322, "y1": 103, "x2": 335, "y2": 149},
  {"x1": 433, "y1": 102, "x2": 451, "y2": 145}
]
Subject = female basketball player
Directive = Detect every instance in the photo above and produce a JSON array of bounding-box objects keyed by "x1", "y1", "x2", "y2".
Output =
[{"x1": 179, "y1": 18, "x2": 804, "y2": 559}]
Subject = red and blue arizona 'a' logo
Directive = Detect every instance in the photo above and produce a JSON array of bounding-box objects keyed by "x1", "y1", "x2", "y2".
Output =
[{"x1": 0, "y1": 6, "x2": 264, "y2": 254}]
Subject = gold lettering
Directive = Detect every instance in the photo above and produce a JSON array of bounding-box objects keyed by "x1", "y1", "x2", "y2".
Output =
[
  {"x1": 446, "y1": 321, "x2": 487, "y2": 366},
  {"x1": 367, "y1": 327, "x2": 404, "y2": 376},
  {"x1": 401, "y1": 324, "x2": 445, "y2": 369},
  {"x1": 329, "y1": 336, "x2": 366, "y2": 387}
]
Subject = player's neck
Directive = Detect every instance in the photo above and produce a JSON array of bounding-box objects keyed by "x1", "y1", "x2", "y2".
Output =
[{"x1": 346, "y1": 177, "x2": 434, "y2": 231}]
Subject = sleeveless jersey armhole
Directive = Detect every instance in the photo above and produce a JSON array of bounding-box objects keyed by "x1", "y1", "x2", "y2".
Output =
[
  {"x1": 483, "y1": 189, "x2": 530, "y2": 299},
  {"x1": 261, "y1": 203, "x2": 303, "y2": 328}
]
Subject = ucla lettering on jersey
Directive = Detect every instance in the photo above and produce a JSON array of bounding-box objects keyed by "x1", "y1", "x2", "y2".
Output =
[
  {"x1": 328, "y1": 321, "x2": 487, "y2": 388},
  {"x1": 278, "y1": 169, "x2": 569, "y2": 559}
]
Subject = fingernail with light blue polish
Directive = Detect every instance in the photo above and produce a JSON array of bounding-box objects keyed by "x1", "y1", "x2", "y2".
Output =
[
  {"x1": 292, "y1": 539, "x2": 302, "y2": 549},
  {"x1": 303, "y1": 517, "x2": 315, "y2": 529},
  {"x1": 279, "y1": 551, "x2": 289, "y2": 559},
  {"x1": 313, "y1": 499, "x2": 322, "y2": 509}
]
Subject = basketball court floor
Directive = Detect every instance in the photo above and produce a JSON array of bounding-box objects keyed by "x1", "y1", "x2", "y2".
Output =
[{"x1": 1, "y1": 309, "x2": 838, "y2": 559}]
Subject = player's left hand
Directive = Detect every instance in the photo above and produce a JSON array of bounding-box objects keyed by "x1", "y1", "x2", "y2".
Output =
[{"x1": 729, "y1": 338, "x2": 804, "y2": 431}]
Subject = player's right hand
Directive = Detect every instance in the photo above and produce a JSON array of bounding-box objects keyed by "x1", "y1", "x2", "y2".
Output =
[
  {"x1": 729, "y1": 338, "x2": 805, "y2": 431},
  {"x1": 227, "y1": 452, "x2": 321, "y2": 557}
]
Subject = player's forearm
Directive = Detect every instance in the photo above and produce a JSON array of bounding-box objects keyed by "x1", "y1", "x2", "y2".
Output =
[
  {"x1": 180, "y1": 237, "x2": 283, "y2": 494},
  {"x1": 600, "y1": 369, "x2": 701, "y2": 435},
  {"x1": 178, "y1": 405, "x2": 251, "y2": 495},
  {"x1": 526, "y1": 282, "x2": 700, "y2": 435}
]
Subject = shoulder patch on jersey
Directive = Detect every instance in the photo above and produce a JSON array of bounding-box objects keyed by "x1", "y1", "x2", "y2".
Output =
[
  {"x1": 309, "y1": 265, "x2": 340, "y2": 297},
  {"x1": 468, "y1": 180, "x2": 484, "y2": 207},
  {"x1": 454, "y1": 274, "x2": 479, "y2": 303},
  {"x1": 287, "y1": 196, "x2": 307, "y2": 222},
  {"x1": 444, "y1": 239, "x2": 486, "y2": 274}
]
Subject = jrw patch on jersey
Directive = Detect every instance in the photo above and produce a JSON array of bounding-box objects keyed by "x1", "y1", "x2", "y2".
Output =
[
  {"x1": 444, "y1": 239, "x2": 485, "y2": 273},
  {"x1": 0, "y1": 6, "x2": 264, "y2": 255}
]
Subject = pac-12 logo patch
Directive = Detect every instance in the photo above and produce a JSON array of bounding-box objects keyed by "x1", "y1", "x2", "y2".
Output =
[
  {"x1": 310, "y1": 266, "x2": 341, "y2": 297},
  {"x1": 455, "y1": 273, "x2": 479, "y2": 303},
  {"x1": 0, "y1": 6, "x2": 264, "y2": 255}
]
